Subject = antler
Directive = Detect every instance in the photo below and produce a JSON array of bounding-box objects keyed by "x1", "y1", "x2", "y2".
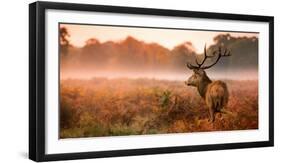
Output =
[
  {"x1": 200, "y1": 45, "x2": 231, "y2": 69},
  {"x1": 186, "y1": 44, "x2": 231, "y2": 70}
]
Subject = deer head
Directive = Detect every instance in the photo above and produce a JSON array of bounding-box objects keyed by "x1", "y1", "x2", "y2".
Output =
[{"x1": 185, "y1": 45, "x2": 231, "y2": 88}]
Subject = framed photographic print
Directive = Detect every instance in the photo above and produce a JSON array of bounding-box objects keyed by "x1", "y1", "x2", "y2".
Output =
[{"x1": 29, "y1": 1, "x2": 274, "y2": 162}]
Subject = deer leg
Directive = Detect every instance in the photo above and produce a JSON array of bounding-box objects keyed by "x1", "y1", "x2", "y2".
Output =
[{"x1": 208, "y1": 107, "x2": 215, "y2": 122}]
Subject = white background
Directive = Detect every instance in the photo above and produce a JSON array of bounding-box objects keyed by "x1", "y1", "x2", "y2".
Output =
[{"x1": 0, "y1": 0, "x2": 279, "y2": 162}]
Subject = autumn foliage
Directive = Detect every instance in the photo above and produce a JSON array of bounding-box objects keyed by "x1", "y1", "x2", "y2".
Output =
[{"x1": 60, "y1": 78, "x2": 258, "y2": 138}]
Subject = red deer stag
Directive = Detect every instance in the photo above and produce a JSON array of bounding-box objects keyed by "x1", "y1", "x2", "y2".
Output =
[{"x1": 185, "y1": 45, "x2": 231, "y2": 122}]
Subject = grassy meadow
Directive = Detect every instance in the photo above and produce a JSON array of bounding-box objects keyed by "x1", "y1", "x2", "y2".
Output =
[{"x1": 59, "y1": 78, "x2": 258, "y2": 138}]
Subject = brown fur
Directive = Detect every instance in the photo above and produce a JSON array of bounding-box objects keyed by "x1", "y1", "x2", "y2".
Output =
[
  {"x1": 205, "y1": 81, "x2": 229, "y2": 122},
  {"x1": 185, "y1": 69, "x2": 229, "y2": 122}
]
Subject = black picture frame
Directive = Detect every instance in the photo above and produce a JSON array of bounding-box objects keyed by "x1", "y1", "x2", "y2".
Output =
[{"x1": 29, "y1": 1, "x2": 274, "y2": 162}]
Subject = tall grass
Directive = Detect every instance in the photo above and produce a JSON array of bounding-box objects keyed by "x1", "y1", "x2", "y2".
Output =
[{"x1": 60, "y1": 78, "x2": 258, "y2": 138}]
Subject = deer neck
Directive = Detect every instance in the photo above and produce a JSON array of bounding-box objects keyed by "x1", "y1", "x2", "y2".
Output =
[{"x1": 197, "y1": 76, "x2": 212, "y2": 98}]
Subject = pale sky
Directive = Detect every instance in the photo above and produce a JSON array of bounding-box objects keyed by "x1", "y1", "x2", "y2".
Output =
[{"x1": 61, "y1": 24, "x2": 258, "y2": 53}]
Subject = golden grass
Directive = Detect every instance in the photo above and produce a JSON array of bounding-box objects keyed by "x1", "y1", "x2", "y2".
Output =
[{"x1": 59, "y1": 78, "x2": 258, "y2": 138}]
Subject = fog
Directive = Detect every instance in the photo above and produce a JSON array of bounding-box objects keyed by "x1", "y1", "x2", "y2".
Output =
[
  {"x1": 60, "y1": 27, "x2": 259, "y2": 82},
  {"x1": 60, "y1": 69, "x2": 258, "y2": 81}
]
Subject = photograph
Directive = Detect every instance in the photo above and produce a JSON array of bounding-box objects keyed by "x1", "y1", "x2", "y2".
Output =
[
  {"x1": 59, "y1": 23, "x2": 259, "y2": 139},
  {"x1": 29, "y1": 2, "x2": 273, "y2": 161}
]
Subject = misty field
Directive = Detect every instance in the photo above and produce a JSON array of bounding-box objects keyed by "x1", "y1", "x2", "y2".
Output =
[{"x1": 59, "y1": 78, "x2": 258, "y2": 138}]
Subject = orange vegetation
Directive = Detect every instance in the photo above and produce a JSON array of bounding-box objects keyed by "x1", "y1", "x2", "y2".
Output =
[{"x1": 59, "y1": 78, "x2": 258, "y2": 138}]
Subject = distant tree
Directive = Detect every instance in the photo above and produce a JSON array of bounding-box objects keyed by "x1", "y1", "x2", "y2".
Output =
[
  {"x1": 60, "y1": 27, "x2": 70, "y2": 55},
  {"x1": 170, "y1": 42, "x2": 197, "y2": 72},
  {"x1": 209, "y1": 34, "x2": 258, "y2": 70},
  {"x1": 85, "y1": 38, "x2": 100, "y2": 46}
]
